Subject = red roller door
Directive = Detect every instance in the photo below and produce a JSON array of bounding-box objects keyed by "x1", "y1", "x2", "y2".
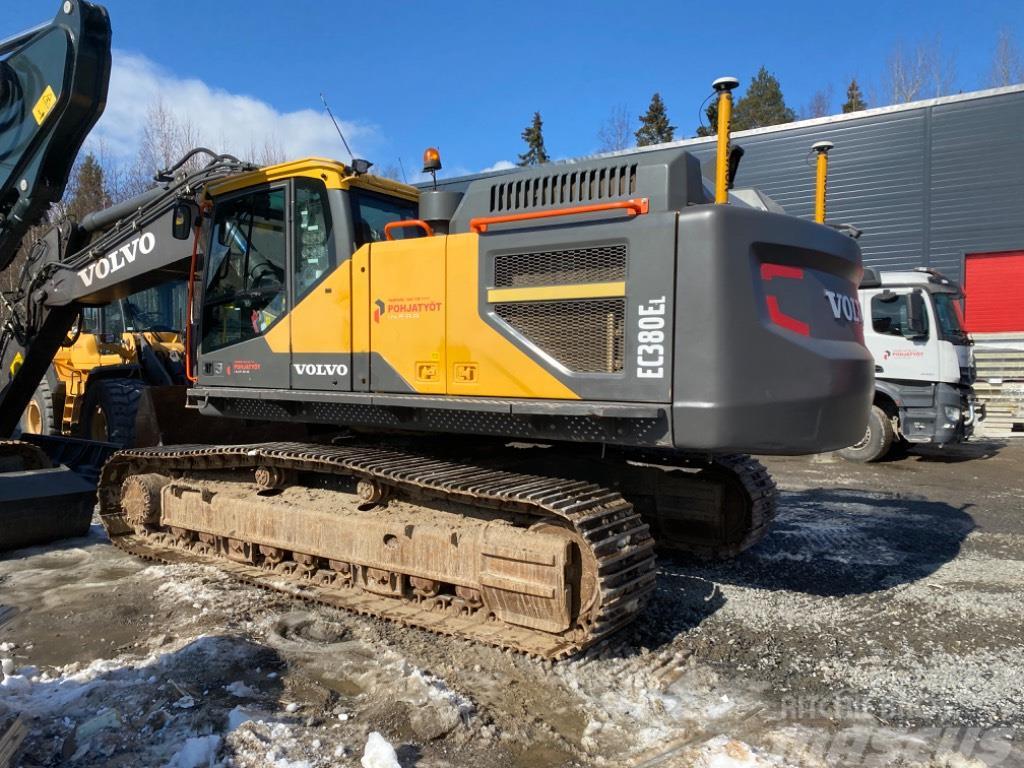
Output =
[{"x1": 964, "y1": 251, "x2": 1024, "y2": 334}]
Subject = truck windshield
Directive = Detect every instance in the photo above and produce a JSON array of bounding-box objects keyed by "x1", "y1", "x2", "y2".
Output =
[{"x1": 933, "y1": 293, "x2": 968, "y2": 342}]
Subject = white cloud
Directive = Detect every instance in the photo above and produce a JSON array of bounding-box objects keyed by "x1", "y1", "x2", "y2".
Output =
[
  {"x1": 480, "y1": 160, "x2": 515, "y2": 172},
  {"x1": 89, "y1": 51, "x2": 372, "y2": 163}
]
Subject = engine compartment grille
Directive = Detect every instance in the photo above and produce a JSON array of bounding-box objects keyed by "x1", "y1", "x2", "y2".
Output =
[
  {"x1": 489, "y1": 164, "x2": 638, "y2": 213},
  {"x1": 495, "y1": 298, "x2": 625, "y2": 374},
  {"x1": 494, "y1": 244, "x2": 627, "y2": 289}
]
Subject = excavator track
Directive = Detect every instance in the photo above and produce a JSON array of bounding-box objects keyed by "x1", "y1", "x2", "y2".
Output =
[
  {"x1": 633, "y1": 453, "x2": 778, "y2": 560},
  {"x1": 498, "y1": 448, "x2": 778, "y2": 561},
  {"x1": 97, "y1": 442, "x2": 658, "y2": 659}
]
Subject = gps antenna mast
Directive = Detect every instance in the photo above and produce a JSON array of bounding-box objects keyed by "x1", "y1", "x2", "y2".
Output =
[{"x1": 320, "y1": 93, "x2": 354, "y2": 164}]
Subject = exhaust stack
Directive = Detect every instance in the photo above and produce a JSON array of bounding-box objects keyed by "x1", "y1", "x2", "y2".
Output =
[{"x1": 712, "y1": 76, "x2": 739, "y2": 204}]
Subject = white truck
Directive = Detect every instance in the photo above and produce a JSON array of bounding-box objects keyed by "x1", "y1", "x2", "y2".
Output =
[{"x1": 839, "y1": 267, "x2": 984, "y2": 462}]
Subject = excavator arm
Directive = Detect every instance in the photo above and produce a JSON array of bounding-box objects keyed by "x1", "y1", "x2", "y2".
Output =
[
  {"x1": 0, "y1": 1, "x2": 111, "y2": 271},
  {"x1": 0, "y1": 150, "x2": 251, "y2": 438},
  {"x1": 0, "y1": 4, "x2": 258, "y2": 549}
]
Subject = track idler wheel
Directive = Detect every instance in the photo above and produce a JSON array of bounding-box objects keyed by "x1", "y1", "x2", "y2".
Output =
[
  {"x1": 356, "y1": 479, "x2": 389, "y2": 506},
  {"x1": 254, "y1": 465, "x2": 295, "y2": 493},
  {"x1": 120, "y1": 474, "x2": 169, "y2": 531}
]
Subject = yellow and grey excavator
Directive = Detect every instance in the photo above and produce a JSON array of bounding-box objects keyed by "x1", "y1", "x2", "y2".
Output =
[{"x1": 0, "y1": 3, "x2": 873, "y2": 657}]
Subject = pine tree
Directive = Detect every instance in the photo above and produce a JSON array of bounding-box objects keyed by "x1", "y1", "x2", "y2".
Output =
[
  {"x1": 732, "y1": 67, "x2": 796, "y2": 130},
  {"x1": 842, "y1": 79, "x2": 868, "y2": 113},
  {"x1": 635, "y1": 93, "x2": 675, "y2": 146},
  {"x1": 517, "y1": 112, "x2": 550, "y2": 166},
  {"x1": 66, "y1": 153, "x2": 111, "y2": 222},
  {"x1": 695, "y1": 101, "x2": 718, "y2": 137}
]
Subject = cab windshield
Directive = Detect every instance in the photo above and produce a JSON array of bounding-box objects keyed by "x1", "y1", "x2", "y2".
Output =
[
  {"x1": 81, "y1": 281, "x2": 187, "y2": 336},
  {"x1": 932, "y1": 292, "x2": 968, "y2": 342}
]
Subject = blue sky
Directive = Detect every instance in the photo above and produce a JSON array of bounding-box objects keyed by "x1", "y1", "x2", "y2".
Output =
[{"x1": 11, "y1": 1, "x2": 1024, "y2": 180}]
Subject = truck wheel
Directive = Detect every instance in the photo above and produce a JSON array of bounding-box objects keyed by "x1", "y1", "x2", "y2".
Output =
[
  {"x1": 20, "y1": 379, "x2": 59, "y2": 436},
  {"x1": 837, "y1": 405, "x2": 895, "y2": 463},
  {"x1": 77, "y1": 378, "x2": 146, "y2": 448}
]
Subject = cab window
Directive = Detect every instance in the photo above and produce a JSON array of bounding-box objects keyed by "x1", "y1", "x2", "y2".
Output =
[
  {"x1": 294, "y1": 180, "x2": 335, "y2": 301},
  {"x1": 350, "y1": 189, "x2": 417, "y2": 247},
  {"x1": 80, "y1": 303, "x2": 124, "y2": 337},
  {"x1": 202, "y1": 187, "x2": 287, "y2": 352},
  {"x1": 871, "y1": 292, "x2": 929, "y2": 338}
]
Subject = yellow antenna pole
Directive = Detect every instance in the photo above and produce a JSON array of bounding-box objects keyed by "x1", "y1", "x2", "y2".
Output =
[
  {"x1": 812, "y1": 141, "x2": 834, "y2": 223},
  {"x1": 712, "y1": 76, "x2": 739, "y2": 204}
]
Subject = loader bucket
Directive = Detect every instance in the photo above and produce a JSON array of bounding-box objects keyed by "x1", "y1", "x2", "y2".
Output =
[
  {"x1": 0, "y1": 436, "x2": 115, "y2": 552},
  {"x1": 0, "y1": 466, "x2": 96, "y2": 551}
]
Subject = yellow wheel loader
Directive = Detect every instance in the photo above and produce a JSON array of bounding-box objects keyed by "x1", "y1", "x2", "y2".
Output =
[
  {"x1": 0, "y1": 3, "x2": 873, "y2": 656},
  {"x1": 19, "y1": 280, "x2": 187, "y2": 446}
]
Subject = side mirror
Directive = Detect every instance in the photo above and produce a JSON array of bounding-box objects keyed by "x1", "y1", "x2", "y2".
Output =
[
  {"x1": 217, "y1": 222, "x2": 232, "y2": 248},
  {"x1": 172, "y1": 202, "x2": 193, "y2": 240},
  {"x1": 905, "y1": 292, "x2": 928, "y2": 338}
]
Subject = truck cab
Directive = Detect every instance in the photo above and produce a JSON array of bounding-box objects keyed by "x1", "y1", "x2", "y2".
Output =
[{"x1": 840, "y1": 267, "x2": 983, "y2": 462}]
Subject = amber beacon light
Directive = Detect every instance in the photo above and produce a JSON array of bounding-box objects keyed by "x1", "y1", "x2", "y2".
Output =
[{"x1": 423, "y1": 147, "x2": 442, "y2": 188}]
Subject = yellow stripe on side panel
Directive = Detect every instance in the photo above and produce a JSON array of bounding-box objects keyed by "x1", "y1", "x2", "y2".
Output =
[
  {"x1": 446, "y1": 234, "x2": 579, "y2": 400},
  {"x1": 486, "y1": 281, "x2": 626, "y2": 304}
]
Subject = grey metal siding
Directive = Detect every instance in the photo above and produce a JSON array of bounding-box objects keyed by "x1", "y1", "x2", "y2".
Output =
[
  {"x1": 688, "y1": 111, "x2": 933, "y2": 272},
  {"x1": 929, "y1": 95, "x2": 1024, "y2": 278},
  {"x1": 434, "y1": 87, "x2": 1024, "y2": 284},
  {"x1": 688, "y1": 90, "x2": 1024, "y2": 277}
]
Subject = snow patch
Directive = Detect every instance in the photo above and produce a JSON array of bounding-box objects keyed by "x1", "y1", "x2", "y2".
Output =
[
  {"x1": 361, "y1": 732, "x2": 401, "y2": 768},
  {"x1": 225, "y1": 680, "x2": 259, "y2": 698},
  {"x1": 690, "y1": 736, "x2": 783, "y2": 767},
  {"x1": 165, "y1": 734, "x2": 222, "y2": 768}
]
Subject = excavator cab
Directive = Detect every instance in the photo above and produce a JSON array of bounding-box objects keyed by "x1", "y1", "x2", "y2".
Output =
[{"x1": 194, "y1": 161, "x2": 421, "y2": 394}]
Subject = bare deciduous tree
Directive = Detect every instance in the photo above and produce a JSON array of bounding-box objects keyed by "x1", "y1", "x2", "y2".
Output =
[
  {"x1": 988, "y1": 27, "x2": 1024, "y2": 87},
  {"x1": 375, "y1": 164, "x2": 402, "y2": 182},
  {"x1": 883, "y1": 37, "x2": 958, "y2": 104},
  {"x1": 597, "y1": 104, "x2": 634, "y2": 153},
  {"x1": 242, "y1": 137, "x2": 287, "y2": 167},
  {"x1": 801, "y1": 85, "x2": 834, "y2": 119}
]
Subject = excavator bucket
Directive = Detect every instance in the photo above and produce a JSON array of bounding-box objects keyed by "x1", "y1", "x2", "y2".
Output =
[{"x1": 0, "y1": 436, "x2": 114, "y2": 552}]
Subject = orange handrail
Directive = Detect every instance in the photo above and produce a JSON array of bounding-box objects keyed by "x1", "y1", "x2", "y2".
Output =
[
  {"x1": 469, "y1": 197, "x2": 649, "y2": 234},
  {"x1": 384, "y1": 219, "x2": 434, "y2": 241},
  {"x1": 184, "y1": 220, "x2": 202, "y2": 383}
]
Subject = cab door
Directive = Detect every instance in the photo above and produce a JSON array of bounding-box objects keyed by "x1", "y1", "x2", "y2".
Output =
[
  {"x1": 287, "y1": 178, "x2": 351, "y2": 391},
  {"x1": 197, "y1": 184, "x2": 291, "y2": 389},
  {"x1": 864, "y1": 288, "x2": 940, "y2": 381}
]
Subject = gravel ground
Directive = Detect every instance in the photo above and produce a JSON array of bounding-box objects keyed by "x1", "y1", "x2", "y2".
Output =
[{"x1": 0, "y1": 439, "x2": 1021, "y2": 767}]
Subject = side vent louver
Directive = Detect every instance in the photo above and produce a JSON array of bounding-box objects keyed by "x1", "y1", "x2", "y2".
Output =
[
  {"x1": 494, "y1": 245, "x2": 627, "y2": 288},
  {"x1": 489, "y1": 164, "x2": 638, "y2": 213},
  {"x1": 496, "y1": 299, "x2": 625, "y2": 374}
]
